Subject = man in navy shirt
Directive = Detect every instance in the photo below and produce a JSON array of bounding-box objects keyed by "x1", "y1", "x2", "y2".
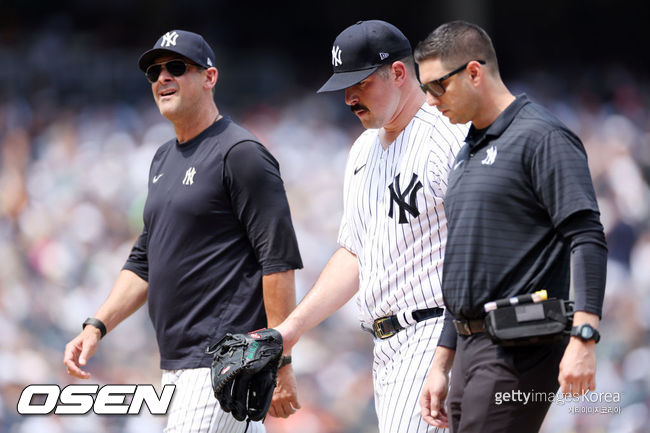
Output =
[
  {"x1": 414, "y1": 21, "x2": 607, "y2": 432},
  {"x1": 64, "y1": 30, "x2": 303, "y2": 432}
]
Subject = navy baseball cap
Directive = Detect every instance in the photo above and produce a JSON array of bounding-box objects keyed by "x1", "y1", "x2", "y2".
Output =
[
  {"x1": 317, "y1": 20, "x2": 412, "y2": 93},
  {"x1": 138, "y1": 30, "x2": 215, "y2": 72}
]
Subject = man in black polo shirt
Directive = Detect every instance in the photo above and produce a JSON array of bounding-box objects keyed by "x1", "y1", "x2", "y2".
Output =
[
  {"x1": 413, "y1": 21, "x2": 607, "y2": 432},
  {"x1": 63, "y1": 30, "x2": 303, "y2": 432}
]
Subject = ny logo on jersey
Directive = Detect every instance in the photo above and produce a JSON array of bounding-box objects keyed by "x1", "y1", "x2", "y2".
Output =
[
  {"x1": 481, "y1": 145, "x2": 497, "y2": 165},
  {"x1": 388, "y1": 173, "x2": 423, "y2": 224},
  {"x1": 160, "y1": 31, "x2": 179, "y2": 47},
  {"x1": 332, "y1": 45, "x2": 342, "y2": 67},
  {"x1": 183, "y1": 167, "x2": 196, "y2": 185}
]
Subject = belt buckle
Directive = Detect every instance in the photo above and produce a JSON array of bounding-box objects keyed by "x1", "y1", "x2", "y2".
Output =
[
  {"x1": 454, "y1": 319, "x2": 471, "y2": 335},
  {"x1": 373, "y1": 317, "x2": 396, "y2": 339}
]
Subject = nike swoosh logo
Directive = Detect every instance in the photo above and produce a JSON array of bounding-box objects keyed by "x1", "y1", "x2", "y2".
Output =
[
  {"x1": 453, "y1": 161, "x2": 463, "y2": 170},
  {"x1": 354, "y1": 164, "x2": 366, "y2": 175},
  {"x1": 153, "y1": 174, "x2": 164, "y2": 183}
]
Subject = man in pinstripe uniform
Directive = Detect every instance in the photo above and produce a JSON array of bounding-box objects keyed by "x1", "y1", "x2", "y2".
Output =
[
  {"x1": 415, "y1": 21, "x2": 607, "y2": 432},
  {"x1": 275, "y1": 21, "x2": 467, "y2": 432},
  {"x1": 63, "y1": 30, "x2": 303, "y2": 432}
]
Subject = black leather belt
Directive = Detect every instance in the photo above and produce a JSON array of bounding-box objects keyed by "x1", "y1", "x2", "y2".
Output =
[
  {"x1": 453, "y1": 318, "x2": 485, "y2": 336},
  {"x1": 372, "y1": 307, "x2": 444, "y2": 339}
]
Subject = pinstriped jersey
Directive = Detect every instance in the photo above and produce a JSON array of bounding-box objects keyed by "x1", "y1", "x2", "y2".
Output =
[{"x1": 338, "y1": 103, "x2": 468, "y2": 327}]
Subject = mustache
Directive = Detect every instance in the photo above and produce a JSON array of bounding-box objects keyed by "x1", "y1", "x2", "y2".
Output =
[{"x1": 350, "y1": 104, "x2": 368, "y2": 113}]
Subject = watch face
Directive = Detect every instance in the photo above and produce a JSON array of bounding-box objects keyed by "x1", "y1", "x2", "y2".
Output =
[{"x1": 580, "y1": 326, "x2": 594, "y2": 340}]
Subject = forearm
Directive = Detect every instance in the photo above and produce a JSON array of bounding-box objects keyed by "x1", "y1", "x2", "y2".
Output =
[
  {"x1": 559, "y1": 310, "x2": 599, "y2": 394},
  {"x1": 558, "y1": 210, "x2": 607, "y2": 317},
  {"x1": 92, "y1": 269, "x2": 148, "y2": 334},
  {"x1": 277, "y1": 247, "x2": 359, "y2": 350},
  {"x1": 438, "y1": 310, "x2": 458, "y2": 349},
  {"x1": 430, "y1": 346, "x2": 456, "y2": 376},
  {"x1": 572, "y1": 311, "x2": 599, "y2": 329},
  {"x1": 263, "y1": 270, "x2": 296, "y2": 328},
  {"x1": 571, "y1": 240, "x2": 607, "y2": 317}
]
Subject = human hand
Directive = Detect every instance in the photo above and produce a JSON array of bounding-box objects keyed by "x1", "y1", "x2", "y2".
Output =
[
  {"x1": 268, "y1": 364, "x2": 301, "y2": 418},
  {"x1": 420, "y1": 364, "x2": 450, "y2": 428},
  {"x1": 63, "y1": 327, "x2": 101, "y2": 379},
  {"x1": 559, "y1": 337, "x2": 596, "y2": 396}
]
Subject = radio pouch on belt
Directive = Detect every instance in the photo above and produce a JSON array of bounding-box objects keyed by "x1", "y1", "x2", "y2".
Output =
[{"x1": 484, "y1": 299, "x2": 574, "y2": 346}]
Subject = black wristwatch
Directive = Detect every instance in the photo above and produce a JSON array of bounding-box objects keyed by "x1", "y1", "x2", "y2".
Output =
[
  {"x1": 278, "y1": 355, "x2": 292, "y2": 369},
  {"x1": 83, "y1": 317, "x2": 107, "y2": 339},
  {"x1": 571, "y1": 324, "x2": 600, "y2": 343}
]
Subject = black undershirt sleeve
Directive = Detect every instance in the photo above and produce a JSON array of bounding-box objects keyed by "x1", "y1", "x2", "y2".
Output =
[
  {"x1": 223, "y1": 140, "x2": 303, "y2": 274},
  {"x1": 438, "y1": 309, "x2": 459, "y2": 349},
  {"x1": 557, "y1": 210, "x2": 608, "y2": 318}
]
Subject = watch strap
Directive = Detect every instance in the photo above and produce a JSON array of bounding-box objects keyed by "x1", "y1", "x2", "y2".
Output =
[
  {"x1": 278, "y1": 355, "x2": 292, "y2": 369},
  {"x1": 571, "y1": 324, "x2": 600, "y2": 343},
  {"x1": 83, "y1": 317, "x2": 107, "y2": 339}
]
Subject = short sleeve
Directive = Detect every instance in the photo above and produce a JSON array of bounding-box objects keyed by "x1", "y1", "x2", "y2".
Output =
[
  {"x1": 223, "y1": 140, "x2": 303, "y2": 274},
  {"x1": 336, "y1": 146, "x2": 357, "y2": 255},
  {"x1": 337, "y1": 217, "x2": 355, "y2": 254},
  {"x1": 530, "y1": 129, "x2": 599, "y2": 227},
  {"x1": 123, "y1": 227, "x2": 149, "y2": 281}
]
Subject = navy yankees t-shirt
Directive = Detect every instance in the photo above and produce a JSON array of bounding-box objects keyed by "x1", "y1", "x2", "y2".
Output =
[{"x1": 124, "y1": 117, "x2": 302, "y2": 369}]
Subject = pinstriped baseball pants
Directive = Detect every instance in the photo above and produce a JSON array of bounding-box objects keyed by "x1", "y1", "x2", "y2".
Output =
[
  {"x1": 162, "y1": 368, "x2": 265, "y2": 433},
  {"x1": 373, "y1": 318, "x2": 446, "y2": 433}
]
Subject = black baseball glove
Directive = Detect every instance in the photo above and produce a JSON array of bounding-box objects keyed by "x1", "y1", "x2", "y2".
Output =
[{"x1": 205, "y1": 328, "x2": 283, "y2": 424}]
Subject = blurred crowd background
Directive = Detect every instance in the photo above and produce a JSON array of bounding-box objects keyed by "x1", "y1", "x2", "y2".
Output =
[{"x1": 1, "y1": 1, "x2": 649, "y2": 432}]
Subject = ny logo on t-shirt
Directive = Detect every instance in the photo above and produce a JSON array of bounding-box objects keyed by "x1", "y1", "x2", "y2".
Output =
[{"x1": 183, "y1": 167, "x2": 196, "y2": 185}]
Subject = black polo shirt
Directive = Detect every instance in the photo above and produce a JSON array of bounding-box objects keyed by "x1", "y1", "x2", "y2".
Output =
[
  {"x1": 440, "y1": 95, "x2": 600, "y2": 325},
  {"x1": 123, "y1": 117, "x2": 302, "y2": 370}
]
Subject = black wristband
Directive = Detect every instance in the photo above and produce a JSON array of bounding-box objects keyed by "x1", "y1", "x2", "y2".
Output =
[
  {"x1": 83, "y1": 317, "x2": 107, "y2": 339},
  {"x1": 278, "y1": 355, "x2": 292, "y2": 369}
]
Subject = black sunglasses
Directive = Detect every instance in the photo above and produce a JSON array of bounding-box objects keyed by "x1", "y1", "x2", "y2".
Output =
[
  {"x1": 419, "y1": 60, "x2": 486, "y2": 97},
  {"x1": 145, "y1": 60, "x2": 201, "y2": 83}
]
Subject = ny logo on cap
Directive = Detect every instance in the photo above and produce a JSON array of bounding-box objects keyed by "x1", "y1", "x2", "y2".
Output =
[
  {"x1": 161, "y1": 31, "x2": 179, "y2": 48},
  {"x1": 332, "y1": 45, "x2": 342, "y2": 67},
  {"x1": 379, "y1": 52, "x2": 389, "y2": 60}
]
